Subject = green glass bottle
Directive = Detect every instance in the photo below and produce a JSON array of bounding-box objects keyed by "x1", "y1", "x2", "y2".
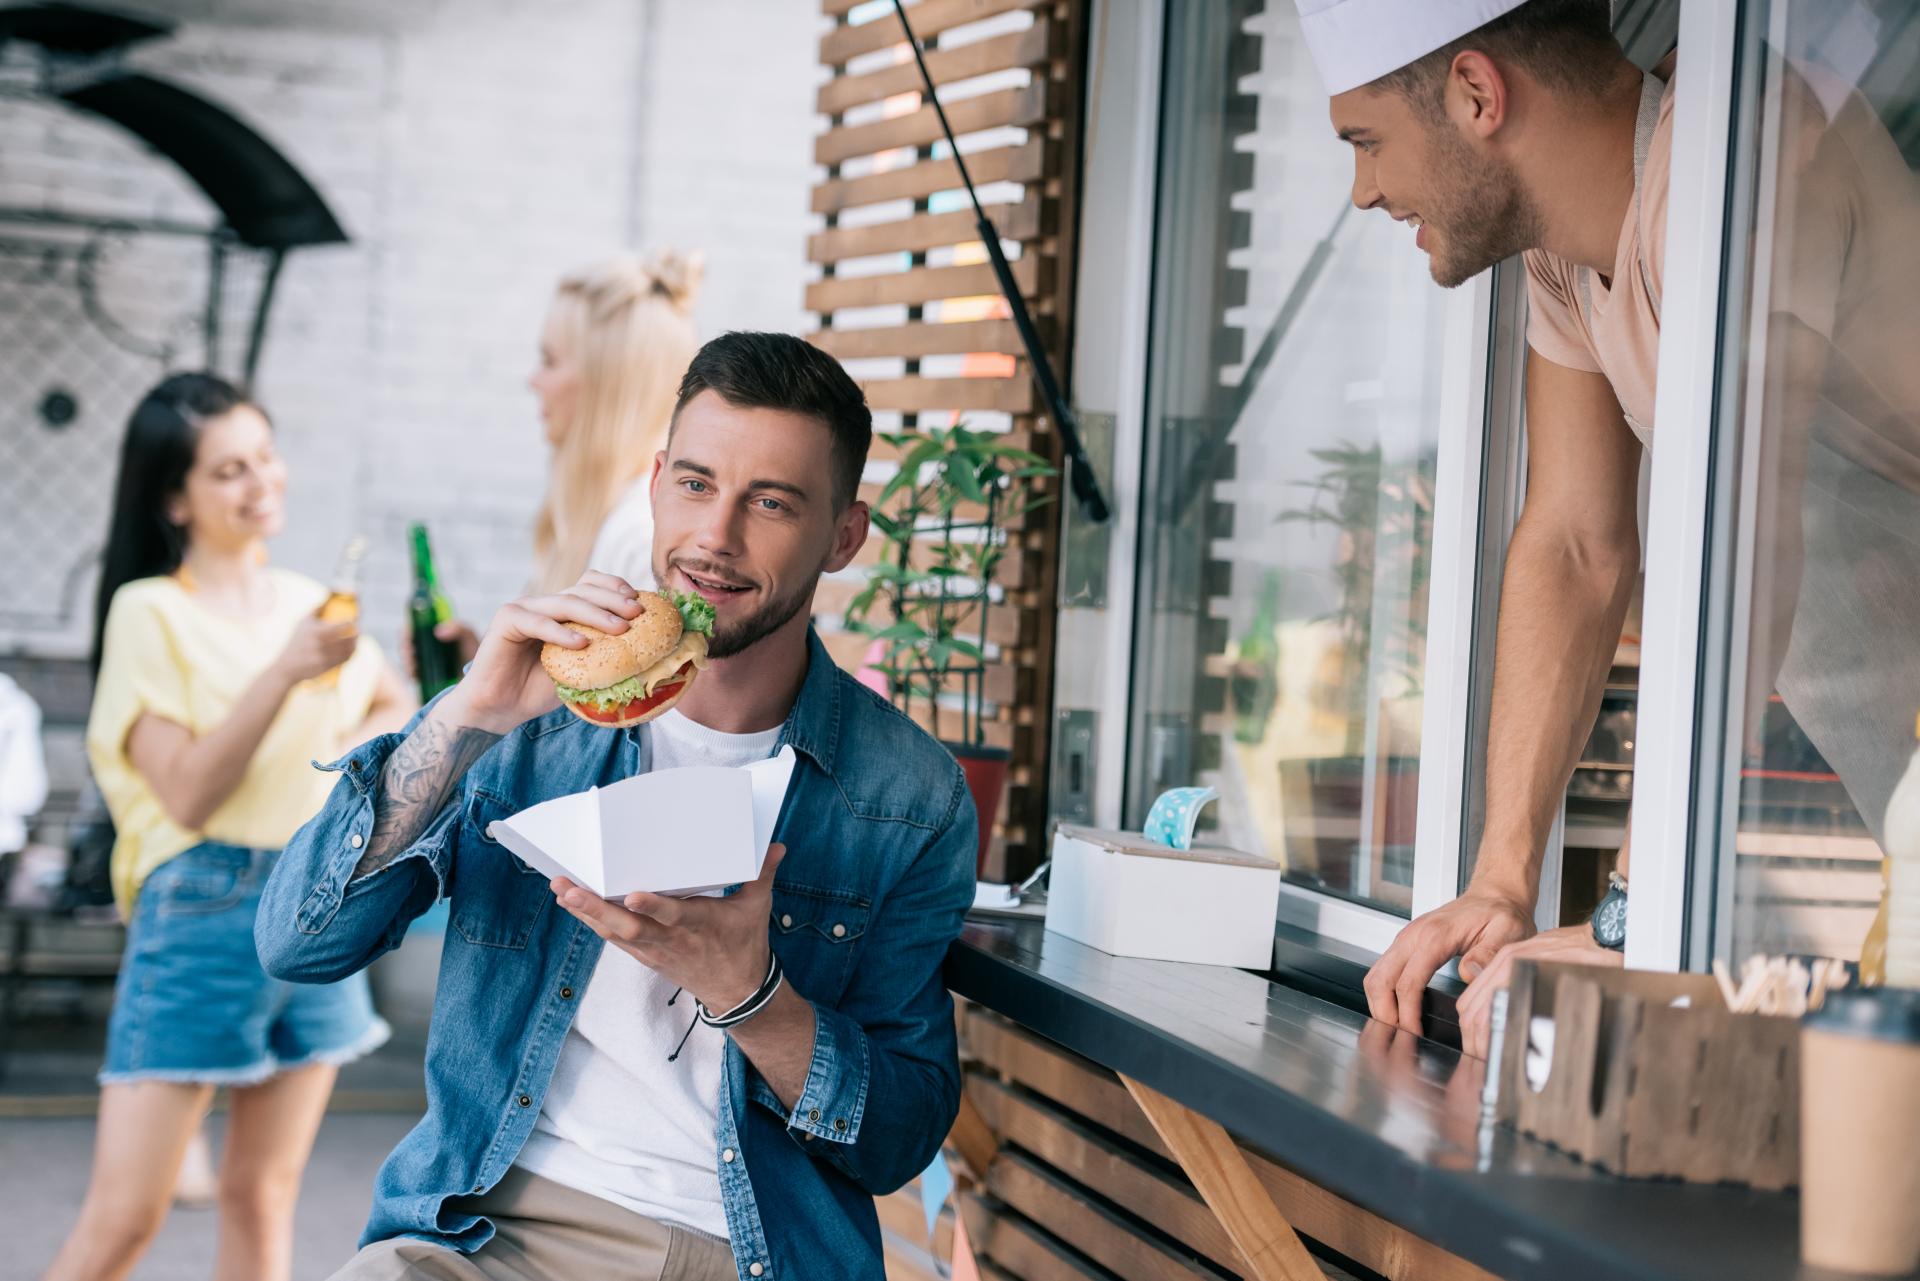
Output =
[{"x1": 408, "y1": 523, "x2": 460, "y2": 702}]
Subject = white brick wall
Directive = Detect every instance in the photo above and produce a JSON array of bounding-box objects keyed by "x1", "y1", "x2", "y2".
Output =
[{"x1": 0, "y1": 0, "x2": 823, "y2": 660}]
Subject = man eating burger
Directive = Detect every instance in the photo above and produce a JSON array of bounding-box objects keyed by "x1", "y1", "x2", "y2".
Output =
[{"x1": 257, "y1": 331, "x2": 979, "y2": 1281}]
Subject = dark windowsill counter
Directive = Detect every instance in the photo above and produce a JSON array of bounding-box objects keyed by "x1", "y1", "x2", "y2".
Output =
[{"x1": 946, "y1": 917, "x2": 1881, "y2": 1281}]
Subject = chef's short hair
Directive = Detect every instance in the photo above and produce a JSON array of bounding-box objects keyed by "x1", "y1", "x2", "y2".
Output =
[{"x1": 1372, "y1": 0, "x2": 1619, "y2": 116}]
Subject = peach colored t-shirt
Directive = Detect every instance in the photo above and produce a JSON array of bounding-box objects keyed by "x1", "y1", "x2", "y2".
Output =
[
  {"x1": 1523, "y1": 61, "x2": 1920, "y2": 492},
  {"x1": 1522, "y1": 71, "x2": 1674, "y2": 446}
]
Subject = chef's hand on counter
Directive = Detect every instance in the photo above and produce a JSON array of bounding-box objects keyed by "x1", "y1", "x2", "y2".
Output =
[
  {"x1": 1456, "y1": 924, "x2": 1622, "y2": 1060},
  {"x1": 1364, "y1": 885, "x2": 1535, "y2": 1035}
]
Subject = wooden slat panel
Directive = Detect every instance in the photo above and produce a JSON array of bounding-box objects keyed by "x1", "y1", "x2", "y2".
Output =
[
  {"x1": 963, "y1": 1009, "x2": 1502, "y2": 1281},
  {"x1": 821, "y1": 0, "x2": 1046, "y2": 64},
  {"x1": 812, "y1": 318, "x2": 1028, "y2": 360},
  {"x1": 806, "y1": 254, "x2": 1044, "y2": 312},
  {"x1": 813, "y1": 139, "x2": 1048, "y2": 214},
  {"x1": 863, "y1": 374, "x2": 1034, "y2": 413},
  {"x1": 819, "y1": 22, "x2": 1053, "y2": 115},
  {"x1": 808, "y1": 195, "x2": 1043, "y2": 264},
  {"x1": 964, "y1": 1007, "x2": 1173, "y2": 1158},
  {"x1": 987, "y1": 1153, "x2": 1223, "y2": 1281},
  {"x1": 961, "y1": 1192, "x2": 1108, "y2": 1280},
  {"x1": 968, "y1": 1075, "x2": 1241, "y2": 1273},
  {"x1": 812, "y1": 0, "x2": 1076, "y2": 881},
  {"x1": 816, "y1": 83, "x2": 1047, "y2": 167}
]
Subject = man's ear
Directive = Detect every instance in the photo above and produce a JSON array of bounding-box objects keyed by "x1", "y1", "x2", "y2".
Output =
[
  {"x1": 1447, "y1": 49, "x2": 1509, "y2": 139},
  {"x1": 824, "y1": 500, "x2": 870, "y2": 575},
  {"x1": 648, "y1": 450, "x2": 666, "y2": 501}
]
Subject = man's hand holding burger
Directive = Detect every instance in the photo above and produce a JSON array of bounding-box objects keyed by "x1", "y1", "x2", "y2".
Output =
[{"x1": 442, "y1": 571, "x2": 653, "y2": 733}]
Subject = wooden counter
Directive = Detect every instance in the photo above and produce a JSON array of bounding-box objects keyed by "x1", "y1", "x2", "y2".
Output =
[{"x1": 934, "y1": 917, "x2": 1882, "y2": 1281}]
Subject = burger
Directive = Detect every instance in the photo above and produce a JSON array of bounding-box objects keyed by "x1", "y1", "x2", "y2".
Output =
[{"x1": 541, "y1": 589, "x2": 716, "y2": 728}]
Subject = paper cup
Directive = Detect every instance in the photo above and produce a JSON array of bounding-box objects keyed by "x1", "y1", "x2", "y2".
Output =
[{"x1": 1800, "y1": 988, "x2": 1920, "y2": 1274}]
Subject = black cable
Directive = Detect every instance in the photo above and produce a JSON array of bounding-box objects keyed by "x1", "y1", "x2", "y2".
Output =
[{"x1": 888, "y1": 0, "x2": 1110, "y2": 523}]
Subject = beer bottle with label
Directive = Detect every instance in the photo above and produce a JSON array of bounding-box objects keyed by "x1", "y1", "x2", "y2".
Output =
[
  {"x1": 408, "y1": 523, "x2": 461, "y2": 702},
  {"x1": 314, "y1": 535, "x2": 365, "y2": 688}
]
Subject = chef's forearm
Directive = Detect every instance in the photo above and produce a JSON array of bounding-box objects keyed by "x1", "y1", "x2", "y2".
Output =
[{"x1": 1478, "y1": 512, "x2": 1638, "y2": 899}]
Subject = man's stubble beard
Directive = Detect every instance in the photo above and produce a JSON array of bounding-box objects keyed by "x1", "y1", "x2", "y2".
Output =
[
  {"x1": 1425, "y1": 124, "x2": 1543, "y2": 289},
  {"x1": 698, "y1": 563, "x2": 825, "y2": 660}
]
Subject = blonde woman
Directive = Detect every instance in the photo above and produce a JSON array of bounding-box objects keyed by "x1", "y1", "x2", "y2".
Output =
[
  {"x1": 425, "y1": 251, "x2": 702, "y2": 668},
  {"x1": 531, "y1": 248, "x2": 703, "y2": 592}
]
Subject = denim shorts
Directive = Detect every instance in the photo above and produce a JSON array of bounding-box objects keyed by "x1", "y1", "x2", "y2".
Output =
[{"x1": 101, "y1": 841, "x2": 391, "y2": 1085}]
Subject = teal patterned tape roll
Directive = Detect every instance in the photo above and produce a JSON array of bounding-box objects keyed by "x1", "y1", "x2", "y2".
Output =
[{"x1": 1142, "y1": 786, "x2": 1219, "y2": 851}]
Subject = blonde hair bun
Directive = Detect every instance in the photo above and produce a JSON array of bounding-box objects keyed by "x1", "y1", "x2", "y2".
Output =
[{"x1": 641, "y1": 248, "x2": 704, "y2": 314}]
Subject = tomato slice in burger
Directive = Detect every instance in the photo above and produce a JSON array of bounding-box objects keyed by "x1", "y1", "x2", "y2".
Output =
[{"x1": 572, "y1": 663, "x2": 693, "y2": 725}]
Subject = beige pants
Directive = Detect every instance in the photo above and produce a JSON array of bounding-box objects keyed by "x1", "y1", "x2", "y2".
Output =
[{"x1": 330, "y1": 1167, "x2": 737, "y2": 1281}]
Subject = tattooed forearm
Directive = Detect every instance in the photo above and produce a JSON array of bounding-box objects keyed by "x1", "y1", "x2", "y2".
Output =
[{"x1": 352, "y1": 715, "x2": 503, "y2": 879}]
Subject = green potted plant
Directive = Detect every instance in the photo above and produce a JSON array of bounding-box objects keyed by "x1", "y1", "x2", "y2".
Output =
[{"x1": 843, "y1": 423, "x2": 1056, "y2": 875}]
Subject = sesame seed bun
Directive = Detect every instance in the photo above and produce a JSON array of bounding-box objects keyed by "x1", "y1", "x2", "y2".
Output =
[{"x1": 539, "y1": 591, "x2": 685, "y2": 689}]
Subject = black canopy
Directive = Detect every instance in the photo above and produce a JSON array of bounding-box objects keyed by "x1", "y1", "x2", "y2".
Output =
[{"x1": 2, "y1": 4, "x2": 348, "y2": 250}]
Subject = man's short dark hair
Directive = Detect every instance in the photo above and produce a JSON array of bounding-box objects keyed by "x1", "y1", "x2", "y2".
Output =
[
  {"x1": 1373, "y1": 0, "x2": 1619, "y2": 117},
  {"x1": 671, "y1": 331, "x2": 873, "y2": 510}
]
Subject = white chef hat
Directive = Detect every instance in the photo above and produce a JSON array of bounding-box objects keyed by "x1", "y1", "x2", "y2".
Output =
[{"x1": 1294, "y1": 0, "x2": 1534, "y2": 96}]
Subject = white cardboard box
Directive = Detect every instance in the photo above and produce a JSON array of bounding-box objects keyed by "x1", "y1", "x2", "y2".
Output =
[
  {"x1": 1044, "y1": 824, "x2": 1281, "y2": 969},
  {"x1": 485, "y1": 747, "x2": 795, "y2": 899}
]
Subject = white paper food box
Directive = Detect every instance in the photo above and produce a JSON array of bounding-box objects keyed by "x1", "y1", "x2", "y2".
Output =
[
  {"x1": 1044, "y1": 823, "x2": 1281, "y2": 969},
  {"x1": 486, "y1": 746, "x2": 795, "y2": 898}
]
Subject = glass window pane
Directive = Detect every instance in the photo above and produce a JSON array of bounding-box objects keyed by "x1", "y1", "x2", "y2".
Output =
[
  {"x1": 1127, "y1": 1, "x2": 1453, "y2": 917},
  {"x1": 1706, "y1": 1, "x2": 1920, "y2": 970}
]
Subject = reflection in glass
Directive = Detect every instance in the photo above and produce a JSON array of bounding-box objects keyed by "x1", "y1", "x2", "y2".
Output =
[
  {"x1": 1128, "y1": 3, "x2": 1450, "y2": 916},
  {"x1": 1710, "y1": 1, "x2": 1920, "y2": 967}
]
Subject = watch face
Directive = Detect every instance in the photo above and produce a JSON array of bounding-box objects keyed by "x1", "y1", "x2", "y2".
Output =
[{"x1": 1594, "y1": 889, "x2": 1629, "y2": 947}]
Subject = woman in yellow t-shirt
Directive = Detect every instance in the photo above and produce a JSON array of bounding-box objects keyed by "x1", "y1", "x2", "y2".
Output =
[{"x1": 44, "y1": 373, "x2": 415, "y2": 1281}]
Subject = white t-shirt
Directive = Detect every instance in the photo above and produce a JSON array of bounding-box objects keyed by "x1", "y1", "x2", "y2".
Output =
[
  {"x1": 513, "y1": 710, "x2": 782, "y2": 1238},
  {"x1": 588, "y1": 477, "x2": 656, "y2": 589}
]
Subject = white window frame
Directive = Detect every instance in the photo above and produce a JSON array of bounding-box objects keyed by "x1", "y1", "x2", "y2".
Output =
[
  {"x1": 1062, "y1": 0, "x2": 1163, "y2": 834},
  {"x1": 1625, "y1": 0, "x2": 1743, "y2": 973}
]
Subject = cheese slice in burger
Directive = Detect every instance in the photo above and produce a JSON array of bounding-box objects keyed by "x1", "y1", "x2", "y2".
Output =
[{"x1": 542, "y1": 590, "x2": 715, "y2": 729}]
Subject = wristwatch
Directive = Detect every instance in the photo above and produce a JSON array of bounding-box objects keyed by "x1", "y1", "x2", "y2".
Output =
[{"x1": 1591, "y1": 871, "x2": 1628, "y2": 951}]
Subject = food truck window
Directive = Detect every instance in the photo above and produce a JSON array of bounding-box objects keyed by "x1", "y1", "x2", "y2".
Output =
[{"x1": 1680, "y1": 0, "x2": 1920, "y2": 972}]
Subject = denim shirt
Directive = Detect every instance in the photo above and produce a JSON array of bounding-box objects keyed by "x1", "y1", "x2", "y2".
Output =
[{"x1": 257, "y1": 631, "x2": 977, "y2": 1281}]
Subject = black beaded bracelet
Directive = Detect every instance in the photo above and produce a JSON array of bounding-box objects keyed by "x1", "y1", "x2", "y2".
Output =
[{"x1": 698, "y1": 953, "x2": 784, "y2": 1029}]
